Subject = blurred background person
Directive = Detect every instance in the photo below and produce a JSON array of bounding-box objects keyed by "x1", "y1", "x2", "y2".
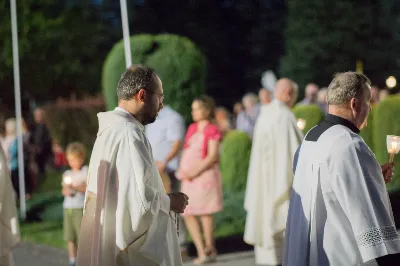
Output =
[
  {"x1": 317, "y1": 87, "x2": 328, "y2": 113},
  {"x1": 258, "y1": 88, "x2": 271, "y2": 105},
  {"x1": 62, "y1": 142, "x2": 88, "y2": 266},
  {"x1": 8, "y1": 118, "x2": 33, "y2": 199},
  {"x1": 297, "y1": 83, "x2": 319, "y2": 105},
  {"x1": 371, "y1": 85, "x2": 380, "y2": 104},
  {"x1": 236, "y1": 93, "x2": 260, "y2": 138},
  {"x1": 31, "y1": 108, "x2": 53, "y2": 177},
  {"x1": 1, "y1": 118, "x2": 17, "y2": 167},
  {"x1": 145, "y1": 104, "x2": 189, "y2": 258},
  {"x1": 0, "y1": 145, "x2": 20, "y2": 266},
  {"x1": 232, "y1": 101, "x2": 243, "y2": 125},
  {"x1": 177, "y1": 95, "x2": 223, "y2": 264},
  {"x1": 215, "y1": 106, "x2": 232, "y2": 136}
]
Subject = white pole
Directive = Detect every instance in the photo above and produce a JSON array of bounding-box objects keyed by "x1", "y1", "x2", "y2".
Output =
[
  {"x1": 120, "y1": 0, "x2": 132, "y2": 68},
  {"x1": 10, "y1": 0, "x2": 26, "y2": 219}
]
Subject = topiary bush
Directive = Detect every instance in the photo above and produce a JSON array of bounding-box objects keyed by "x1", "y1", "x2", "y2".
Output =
[
  {"x1": 219, "y1": 130, "x2": 252, "y2": 193},
  {"x1": 373, "y1": 95, "x2": 400, "y2": 192},
  {"x1": 359, "y1": 104, "x2": 376, "y2": 150},
  {"x1": 292, "y1": 104, "x2": 325, "y2": 134},
  {"x1": 102, "y1": 34, "x2": 207, "y2": 123}
]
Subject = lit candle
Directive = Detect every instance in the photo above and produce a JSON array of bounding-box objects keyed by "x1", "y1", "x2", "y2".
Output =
[
  {"x1": 63, "y1": 176, "x2": 72, "y2": 186},
  {"x1": 386, "y1": 135, "x2": 400, "y2": 163},
  {"x1": 297, "y1": 119, "x2": 306, "y2": 131}
]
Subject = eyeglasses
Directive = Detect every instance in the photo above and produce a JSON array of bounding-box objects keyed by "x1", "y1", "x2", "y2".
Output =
[{"x1": 144, "y1": 89, "x2": 164, "y2": 102}]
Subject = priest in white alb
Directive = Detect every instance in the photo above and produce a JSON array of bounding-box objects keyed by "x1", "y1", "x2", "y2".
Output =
[
  {"x1": 0, "y1": 145, "x2": 20, "y2": 266},
  {"x1": 244, "y1": 78, "x2": 303, "y2": 265},
  {"x1": 76, "y1": 65, "x2": 189, "y2": 266},
  {"x1": 284, "y1": 72, "x2": 400, "y2": 266}
]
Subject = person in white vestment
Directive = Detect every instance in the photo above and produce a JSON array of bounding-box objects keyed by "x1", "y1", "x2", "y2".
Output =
[
  {"x1": 244, "y1": 78, "x2": 303, "y2": 266},
  {"x1": 284, "y1": 72, "x2": 400, "y2": 266},
  {"x1": 76, "y1": 64, "x2": 189, "y2": 266},
  {"x1": 0, "y1": 145, "x2": 20, "y2": 266}
]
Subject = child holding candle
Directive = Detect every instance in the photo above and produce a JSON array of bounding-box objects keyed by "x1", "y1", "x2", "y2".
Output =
[{"x1": 62, "y1": 142, "x2": 88, "y2": 266}]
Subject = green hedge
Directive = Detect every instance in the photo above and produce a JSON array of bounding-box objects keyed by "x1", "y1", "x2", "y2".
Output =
[
  {"x1": 219, "y1": 130, "x2": 252, "y2": 193},
  {"x1": 102, "y1": 34, "x2": 207, "y2": 123},
  {"x1": 43, "y1": 105, "x2": 104, "y2": 159},
  {"x1": 292, "y1": 104, "x2": 324, "y2": 134},
  {"x1": 373, "y1": 95, "x2": 400, "y2": 192},
  {"x1": 359, "y1": 104, "x2": 376, "y2": 150}
]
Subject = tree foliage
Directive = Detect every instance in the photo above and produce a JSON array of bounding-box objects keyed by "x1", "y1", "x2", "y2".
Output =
[{"x1": 280, "y1": 0, "x2": 400, "y2": 99}]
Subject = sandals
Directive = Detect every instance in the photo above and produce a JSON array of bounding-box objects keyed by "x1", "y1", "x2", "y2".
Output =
[{"x1": 192, "y1": 247, "x2": 217, "y2": 265}]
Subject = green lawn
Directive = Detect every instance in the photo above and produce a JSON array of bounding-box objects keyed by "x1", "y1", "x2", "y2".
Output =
[{"x1": 20, "y1": 221, "x2": 65, "y2": 249}]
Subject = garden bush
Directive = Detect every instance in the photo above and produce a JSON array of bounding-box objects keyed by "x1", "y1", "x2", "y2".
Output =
[
  {"x1": 359, "y1": 104, "x2": 376, "y2": 150},
  {"x1": 373, "y1": 95, "x2": 400, "y2": 192},
  {"x1": 102, "y1": 34, "x2": 207, "y2": 123},
  {"x1": 292, "y1": 104, "x2": 324, "y2": 134},
  {"x1": 43, "y1": 105, "x2": 104, "y2": 159},
  {"x1": 219, "y1": 130, "x2": 252, "y2": 193}
]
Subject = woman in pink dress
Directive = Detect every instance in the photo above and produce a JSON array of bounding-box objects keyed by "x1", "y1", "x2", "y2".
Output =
[{"x1": 176, "y1": 95, "x2": 224, "y2": 265}]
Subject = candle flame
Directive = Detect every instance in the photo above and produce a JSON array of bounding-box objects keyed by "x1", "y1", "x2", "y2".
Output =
[
  {"x1": 63, "y1": 176, "x2": 72, "y2": 185},
  {"x1": 297, "y1": 119, "x2": 306, "y2": 130}
]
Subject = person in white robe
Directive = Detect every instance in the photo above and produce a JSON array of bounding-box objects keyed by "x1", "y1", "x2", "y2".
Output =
[
  {"x1": 0, "y1": 145, "x2": 20, "y2": 266},
  {"x1": 244, "y1": 78, "x2": 303, "y2": 265},
  {"x1": 76, "y1": 64, "x2": 189, "y2": 266},
  {"x1": 284, "y1": 72, "x2": 400, "y2": 266}
]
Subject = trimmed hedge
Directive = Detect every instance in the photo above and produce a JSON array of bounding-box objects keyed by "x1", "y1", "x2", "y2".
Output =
[
  {"x1": 43, "y1": 105, "x2": 104, "y2": 159},
  {"x1": 359, "y1": 104, "x2": 376, "y2": 150},
  {"x1": 292, "y1": 104, "x2": 324, "y2": 134},
  {"x1": 102, "y1": 34, "x2": 207, "y2": 123},
  {"x1": 373, "y1": 95, "x2": 400, "y2": 192},
  {"x1": 219, "y1": 130, "x2": 252, "y2": 193}
]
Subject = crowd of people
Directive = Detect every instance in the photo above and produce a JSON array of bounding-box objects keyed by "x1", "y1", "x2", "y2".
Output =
[{"x1": 0, "y1": 64, "x2": 399, "y2": 266}]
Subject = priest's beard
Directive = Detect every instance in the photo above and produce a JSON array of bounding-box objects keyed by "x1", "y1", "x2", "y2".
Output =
[{"x1": 142, "y1": 108, "x2": 158, "y2": 125}]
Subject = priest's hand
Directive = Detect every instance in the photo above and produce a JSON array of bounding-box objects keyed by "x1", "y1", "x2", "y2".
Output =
[
  {"x1": 168, "y1": 192, "x2": 189, "y2": 213},
  {"x1": 382, "y1": 162, "x2": 395, "y2": 183}
]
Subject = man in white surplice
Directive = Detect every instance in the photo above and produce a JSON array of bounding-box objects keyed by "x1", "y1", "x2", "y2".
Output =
[
  {"x1": 76, "y1": 65, "x2": 189, "y2": 266},
  {"x1": 244, "y1": 78, "x2": 303, "y2": 265},
  {"x1": 284, "y1": 72, "x2": 400, "y2": 266},
  {"x1": 0, "y1": 145, "x2": 20, "y2": 266}
]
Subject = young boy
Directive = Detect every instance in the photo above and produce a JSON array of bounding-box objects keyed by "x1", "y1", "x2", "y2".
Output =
[{"x1": 62, "y1": 142, "x2": 88, "y2": 266}]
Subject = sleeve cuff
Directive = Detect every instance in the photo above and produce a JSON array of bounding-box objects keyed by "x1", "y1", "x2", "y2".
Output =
[{"x1": 160, "y1": 192, "x2": 170, "y2": 214}]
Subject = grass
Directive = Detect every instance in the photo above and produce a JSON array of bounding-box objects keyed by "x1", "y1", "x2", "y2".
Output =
[
  {"x1": 20, "y1": 221, "x2": 65, "y2": 249},
  {"x1": 19, "y1": 169, "x2": 66, "y2": 249}
]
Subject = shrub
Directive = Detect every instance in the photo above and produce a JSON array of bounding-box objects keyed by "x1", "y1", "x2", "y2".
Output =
[
  {"x1": 215, "y1": 190, "x2": 246, "y2": 238},
  {"x1": 359, "y1": 104, "x2": 376, "y2": 150},
  {"x1": 43, "y1": 105, "x2": 104, "y2": 160},
  {"x1": 373, "y1": 95, "x2": 400, "y2": 192},
  {"x1": 292, "y1": 104, "x2": 324, "y2": 134},
  {"x1": 102, "y1": 34, "x2": 207, "y2": 123},
  {"x1": 219, "y1": 130, "x2": 252, "y2": 193}
]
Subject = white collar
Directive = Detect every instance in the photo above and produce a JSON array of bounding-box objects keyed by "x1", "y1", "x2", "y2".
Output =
[{"x1": 114, "y1": 107, "x2": 145, "y2": 132}]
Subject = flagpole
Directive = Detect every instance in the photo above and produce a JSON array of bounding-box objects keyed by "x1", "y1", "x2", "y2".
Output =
[
  {"x1": 10, "y1": 0, "x2": 26, "y2": 219},
  {"x1": 120, "y1": 0, "x2": 132, "y2": 68}
]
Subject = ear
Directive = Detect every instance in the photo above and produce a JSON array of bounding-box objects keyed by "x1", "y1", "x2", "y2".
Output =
[
  {"x1": 350, "y1": 98, "x2": 357, "y2": 111},
  {"x1": 136, "y1": 89, "x2": 146, "y2": 103}
]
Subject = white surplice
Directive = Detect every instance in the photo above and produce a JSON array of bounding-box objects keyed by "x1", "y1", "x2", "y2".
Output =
[
  {"x1": 284, "y1": 123, "x2": 400, "y2": 266},
  {"x1": 76, "y1": 108, "x2": 182, "y2": 266},
  {"x1": 0, "y1": 146, "x2": 19, "y2": 266},
  {"x1": 244, "y1": 100, "x2": 303, "y2": 265}
]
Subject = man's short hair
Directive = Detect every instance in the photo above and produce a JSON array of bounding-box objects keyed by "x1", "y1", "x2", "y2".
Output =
[
  {"x1": 326, "y1": 72, "x2": 371, "y2": 106},
  {"x1": 117, "y1": 64, "x2": 155, "y2": 101}
]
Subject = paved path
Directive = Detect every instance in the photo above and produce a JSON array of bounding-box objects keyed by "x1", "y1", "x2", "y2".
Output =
[{"x1": 13, "y1": 242, "x2": 256, "y2": 266}]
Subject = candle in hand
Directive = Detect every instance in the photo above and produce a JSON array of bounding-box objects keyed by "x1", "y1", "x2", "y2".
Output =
[
  {"x1": 386, "y1": 135, "x2": 400, "y2": 163},
  {"x1": 297, "y1": 119, "x2": 306, "y2": 131},
  {"x1": 63, "y1": 176, "x2": 72, "y2": 186}
]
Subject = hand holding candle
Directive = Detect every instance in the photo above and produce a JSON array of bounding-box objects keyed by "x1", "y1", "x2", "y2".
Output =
[
  {"x1": 62, "y1": 176, "x2": 72, "y2": 187},
  {"x1": 297, "y1": 119, "x2": 306, "y2": 131},
  {"x1": 386, "y1": 135, "x2": 400, "y2": 163}
]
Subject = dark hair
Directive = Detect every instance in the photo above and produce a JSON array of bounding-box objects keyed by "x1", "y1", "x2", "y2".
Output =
[
  {"x1": 194, "y1": 95, "x2": 216, "y2": 120},
  {"x1": 117, "y1": 64, "x2": 155, "y2": 100}
]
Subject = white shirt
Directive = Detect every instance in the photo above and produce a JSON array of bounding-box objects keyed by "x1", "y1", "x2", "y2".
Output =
[
  {"x1": 145, "y1": 106, "x2": 185, "y2": 171},
  {"x1": 284, "y1": 115, "x2": 400, "y2": 266},
  {"x1": 63, "y1": 166, "x2": 88, "y2": 209}
]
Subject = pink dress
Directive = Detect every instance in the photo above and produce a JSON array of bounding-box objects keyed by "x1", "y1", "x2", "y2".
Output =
[{"x1": 178, "y1": 131, "x2": 223, "y2": 216}]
